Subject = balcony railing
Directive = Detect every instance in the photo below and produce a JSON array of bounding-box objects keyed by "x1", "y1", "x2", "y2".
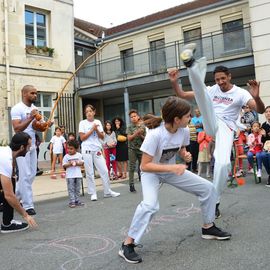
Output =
[{"x1": 77, "y1": 25, "x2": 252, "y2": 88}]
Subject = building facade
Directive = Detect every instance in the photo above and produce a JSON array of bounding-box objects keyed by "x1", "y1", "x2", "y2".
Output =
[
  {"x1": 0, "y1": 0, "x2": 74, "y2": 157},
  {"x1": 76, "y1": 0, "x2": 270, "y2": 125}
]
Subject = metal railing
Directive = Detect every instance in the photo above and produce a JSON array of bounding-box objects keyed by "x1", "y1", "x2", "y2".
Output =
[{"x1": 77, "y1": 25, "x2": 252, "y2": 88}]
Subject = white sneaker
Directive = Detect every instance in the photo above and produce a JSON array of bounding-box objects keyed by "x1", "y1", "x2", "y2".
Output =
[
  {"x1": 180, "y1": 43, "x2": 196, "y2": 67},
  {"x1": 257, "y1": 170, "x2": 262, "y2": 178},
  {"x1": 104, "y1": 190, "x2": 120, "y2": 198},
  {"x1": 235, "y1": 170, "x2": 243, "y2": 177},
  {"x1": 247, "y1": 168, "x2": 254, "y2": 174},
  {"x1": 90, "y1": 194, "x2": 97, "y2": 201}
]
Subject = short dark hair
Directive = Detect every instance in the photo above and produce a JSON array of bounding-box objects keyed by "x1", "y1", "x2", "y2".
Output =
[
  {"x1": 10, "y1": 132, "x2": 31, "y2": 151},
  {"x1": 68, "y1": 132, "x2": 76, "y2": 138},
  {"x1": 66, "y1": 140, "x2": 79, "y2": 149},
  {"x1": 129, "y1": 109, "x2": 139, "y2": 116},
  {"x1": 265, "y1": 106, "x2": 270, "y2": 112},
  {"x1": 213, "y1": 66, "x2": 230, "y2": 76}
]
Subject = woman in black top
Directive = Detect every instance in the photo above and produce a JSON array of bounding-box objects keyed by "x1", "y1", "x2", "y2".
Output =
[{"x1": 112, "y1": 117, "x2": 128, "y2": 179}]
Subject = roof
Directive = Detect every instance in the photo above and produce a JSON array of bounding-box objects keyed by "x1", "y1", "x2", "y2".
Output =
[
  {"x1": 74, "y1": 0, "x2": 239, "y2": 38},
  {"x1": 74, "y1": 18, "x2": 107, "y2": 38},
  {"x1": 104, "y1": 0, "x2": 237, "y2": 35}
]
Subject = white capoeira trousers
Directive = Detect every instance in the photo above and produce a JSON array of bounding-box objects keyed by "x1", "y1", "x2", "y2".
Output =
[
  {"x1": 186, "y1": 58, "x2": 234, "y2": 202},
  {"x1": 82, "y1": 151, "x2": 111, "y2": 195},
  {"x1": 128, "y1": 170, "x2": 217, "y2": 244},
  {"x1": 16, "y1": 146, "x2": 37, "y2": 210}
]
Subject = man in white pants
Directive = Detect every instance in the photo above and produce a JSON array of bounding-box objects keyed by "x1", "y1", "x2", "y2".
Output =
[
  {"x1": 11, "y1": 85, "x2": 40, "y2": 216},
  {"x1": 168, "y1": 43, "x2": 265, "y2": 218}
]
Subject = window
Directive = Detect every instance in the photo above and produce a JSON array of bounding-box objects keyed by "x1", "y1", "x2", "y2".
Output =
[
  {"x1": 183, "y1": 27, "x2": 202, "y2": 58},
  {"x1": 25, "y1": 9, "x2": 47, "y2": 47},
  {"x1": 75, "y1": 45, "x2": 96, "y2": 78},
  {"x1": 35, "y1": 92, "x2": 53, "y2": 142},
  {"x1": 223, "y1": 19, "x2": 245, "y2": 51},
  {"x1": 121, "y1": 48, "x2": 134, "y2": 73},
  {"x1": 150, "y1": 39, "x2": 166, "y2": 74}
]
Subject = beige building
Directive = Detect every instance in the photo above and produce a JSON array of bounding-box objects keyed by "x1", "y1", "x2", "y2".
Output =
[
  {"x1": 76, "y1": 0, "x2": 270, "y2": 124},
  {"x1": 0, "y1": 0, "x2": 74, "y2": 152}
]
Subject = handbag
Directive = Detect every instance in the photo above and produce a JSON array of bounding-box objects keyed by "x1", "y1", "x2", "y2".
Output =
[{"x1": 117, "y1": 135, "x2": 127, "y2": 142}]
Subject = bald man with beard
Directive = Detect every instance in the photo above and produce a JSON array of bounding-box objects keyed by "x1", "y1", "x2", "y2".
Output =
[{"x1": 11, "y1": 85, "x2": 44, "y2": 215}]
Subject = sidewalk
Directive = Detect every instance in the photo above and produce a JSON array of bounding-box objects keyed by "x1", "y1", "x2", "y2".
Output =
[
  {"x1": 33, "y1": 160, "x2": 127, "y2": 202},
  {"x1": 33, "y1": 174, "x2": 127, "y2": 202}
]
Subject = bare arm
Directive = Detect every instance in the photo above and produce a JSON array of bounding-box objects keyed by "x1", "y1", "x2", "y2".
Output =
[
  {"x1": 12, "y1": 109, "x2": 38, "y2": 133},
  {"x1": 179, "y1": 147, "x2": 192, "y2": 163},
  {"x1": 247, "y1": 80, "x2": 265, "y2": 114},
  {"x1": 168, "y1": 69, "x2": 195, "y2": 100},
  {"x1": 140, "y1": 152, "x2": 187, "y2": 175},
  {"x1": 1, "y1": 176, "x2": 37, "y2": 227}
]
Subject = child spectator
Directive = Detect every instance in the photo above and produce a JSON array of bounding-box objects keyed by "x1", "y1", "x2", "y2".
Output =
[
  {"x1": 247, "y1": 121, "x2": 264, "y2": 178},
  {"x1": 197, "y1": 131, "x2": 212, "y2": 178},
  {"x1": 79, "y1": 104, "x2": 120, "y2": 201},
  {"x1": 50, "y1": 127, "x2": 66, "y2": 179},
  {"x1": 103, "y1": 120, "x2": 118, "y2": 180},
  {"x1": 234, "y1": 128, "x2": 248, "y2": 176},
  {"x1": 186, "y1": 119, "x2": 199, "y2": 172},
  {"x1": 67, "y1": 132, "x2": 76, "y2": 141},
  {"x1": 65, "y1": 132, "x2": 77, "y2": 152},
  {"x1": 63, "y1": 140, "x2": 84, "y2": 208},
  {"x1": 240, "y1": 105, "x2": 255, "y2": 133},
  {"x1": 127, "y1": 110, "x2": 146, "y2": 192}
]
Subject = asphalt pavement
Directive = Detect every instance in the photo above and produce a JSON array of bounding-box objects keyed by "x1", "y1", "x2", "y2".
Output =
[{"x1": 0, "y1": 170, "x2": 270, "y2": 270}]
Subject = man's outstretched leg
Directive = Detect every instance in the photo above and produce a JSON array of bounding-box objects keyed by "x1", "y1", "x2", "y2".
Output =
[{"x1": 180, "y1": 43, "x2": 217, "y2": 137}]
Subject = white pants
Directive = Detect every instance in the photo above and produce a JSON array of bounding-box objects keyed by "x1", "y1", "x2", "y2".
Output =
[
  {"x1": 187, "y1": 58, "x2": 234, "y2": 202},
  {"x1": 82, "y1": 151, "x2": 111, "y2": 195},
  {"x1": 128, "y1": 170, "x2": 217, "y2": 244},
  {"x1": 16, "y1": 146, "x2": 37, "y2": 210}
]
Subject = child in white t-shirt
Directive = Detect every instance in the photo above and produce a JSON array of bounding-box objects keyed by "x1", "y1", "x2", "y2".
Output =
[
  {"x1": 50, "y1": 127, "x2": 66, "y2": 179},
  {"x1": 63, "y1": 140, "x2": 84, "y2": 208},
  {"x1": 119, "y1": 97, "x2": 231, "y2": 264},
  {"x1": 79, "y1": 104, "x2": 120, "y2": 201}
]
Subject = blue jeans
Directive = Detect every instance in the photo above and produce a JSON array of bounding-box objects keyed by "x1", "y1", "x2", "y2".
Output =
[
  {"x1": 262, "y1": 151, "x2": 270, "y2": 175},
  {"x1": 247, "y1": 151, "x2": 263, "y2": 170}
]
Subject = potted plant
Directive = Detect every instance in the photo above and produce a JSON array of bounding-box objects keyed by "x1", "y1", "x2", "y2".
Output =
[{"x1": 25, "y1": 45, "x2": 54, "y2": 57}]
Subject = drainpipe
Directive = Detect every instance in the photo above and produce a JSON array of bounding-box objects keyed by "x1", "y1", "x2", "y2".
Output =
[
  {"x1": 124, "y1": 87, "x2": 130, "y2": 126},
  {"x1": 4, "y1": 0, "x2": 12, "y2": 141}
]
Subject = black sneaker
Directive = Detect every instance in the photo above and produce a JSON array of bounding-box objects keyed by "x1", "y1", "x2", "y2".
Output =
[
  {"x1": 1, "y1": 220, "x2": 29, "y2": 234},
  {"x1": 26, "y1": 208, "x2": 36, "y2": 216},
  {"x1": 202, "y1": 223, "x2": 231, "y2": 240},
  {"x1": 130, "y1": 184, "x2": 136, "y2": 193},
  {"x1": 36, "y1": 169, "x2": 43, "y2": 176},
  {"x1": 215, "y1": 203, "x2": 221, "y2": 219},
  {"x1": 118, "y1": 242, "x2": 142, "y2": 264},
  {"x1": 180, "y1": 43, "x2": 196, "y2": 67},
  {"x1": 265, "y1": 176, "x2": 270, "y2": 187}
]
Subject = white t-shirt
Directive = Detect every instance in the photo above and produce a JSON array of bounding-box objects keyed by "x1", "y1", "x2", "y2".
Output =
[
  {"x1": 140, "y1": 122, "x2": 190, "y2": 166},
  {"x1": 0, "y1": 147, "x2": 13, "y2": 178},
  {"x1": 62, "y1": 152, "x2": 84, "y2": 178},
  {"x1": 11, "y1": 102, "x2": 37, "y2": 146},
  {"x1": 79, "y1": 119, "x2": 104, "y2": 152},
  {"x1": 207, "y1": 84, "x2": 252, "y2": 130},
  {"x1": 50, "y1": 135, "x2": 66, "y2": 154}
]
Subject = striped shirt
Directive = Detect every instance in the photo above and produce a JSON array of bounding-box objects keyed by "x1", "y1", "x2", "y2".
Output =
[{"x1": 188, "y1": 123, "x2": 197, "y2": 142}]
